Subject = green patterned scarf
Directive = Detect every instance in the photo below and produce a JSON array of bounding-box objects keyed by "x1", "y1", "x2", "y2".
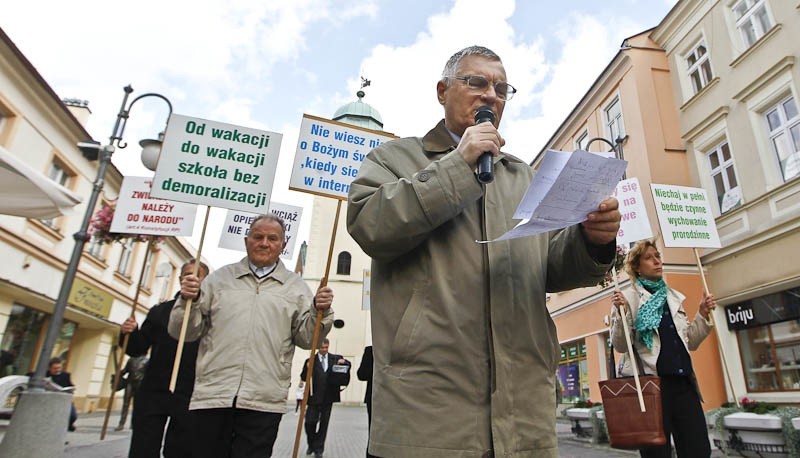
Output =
[{"x1": 635, "y1": 277, "x2": 667, "y2": 349}]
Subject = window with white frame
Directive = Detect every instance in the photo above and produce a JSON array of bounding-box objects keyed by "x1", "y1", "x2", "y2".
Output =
[
  {"x1": 605, "y1": 98, "x2": 625, "y2": 142},
  {"x1": 765, "y1": 96, "x2": 800, "y2": 182},
  {"x1": 117, "y1": 239, "x2": 135, "y2": 276},
  {"x1": 40, "y1": 161, "x2": 73, "y2": 228},
  {"x1": 685, "y1": 41, "x2": 713, "y2": 94},
  {"x1": 85, "y1": 236, "x2": 105, "y2": 261},
  {"x1": 575, "y1": 130, "x2": 588, "y2": 151},
  {"x1": 707, "y1": 142, "x2": 742, "y2": 213},
  {"x1": 141, "y1": 247, "x2": 155, "y2": 289},
  {"x1": 732, "y1": 0, "x2": 773, "y2": 48}
]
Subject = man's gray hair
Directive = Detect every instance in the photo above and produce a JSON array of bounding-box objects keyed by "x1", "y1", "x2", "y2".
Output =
[
  {"x1": 441, "y1": 45, "x2": 502, "y2": 79},
  {"x1": 249, "y1": 213, "x2": 287, "y2": 238}
]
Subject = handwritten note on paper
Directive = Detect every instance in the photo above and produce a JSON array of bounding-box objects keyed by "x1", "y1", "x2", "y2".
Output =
[{"x1": 484, "y1": 149, "x2": 627, "y2": 243}]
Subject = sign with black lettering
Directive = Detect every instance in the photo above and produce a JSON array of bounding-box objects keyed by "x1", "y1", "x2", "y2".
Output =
[
  {"x1": 725, "y1": 287, "x2": 800, "y2": 330},
  {"x1": 217, "y1": 202, "x2": 302, "y2": 259}
]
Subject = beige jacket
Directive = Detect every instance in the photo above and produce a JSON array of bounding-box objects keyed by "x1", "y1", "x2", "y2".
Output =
[
  {"x1": 347, "y1": 120, "x2": 612, "y2": 457},
  {"x1": 610, "y1": 282, "x2": 713, "y2": 397},
  {"x1": 168, "y1": 258, "x2": 332, "y2": 412}
]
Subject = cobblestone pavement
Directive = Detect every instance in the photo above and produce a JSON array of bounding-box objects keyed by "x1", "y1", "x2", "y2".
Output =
[{"x1": 1, "y1": 405, "x2": 723, "y2": 457}]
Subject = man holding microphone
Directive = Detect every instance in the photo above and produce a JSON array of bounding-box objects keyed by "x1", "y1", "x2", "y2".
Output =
[{"x1": 347, "y1": 45, "x2": 621, "y2": 457}]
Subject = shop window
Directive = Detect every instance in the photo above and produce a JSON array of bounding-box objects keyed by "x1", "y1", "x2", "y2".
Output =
[
  {"x1": 706, "y1": 141, "x2": 742, "y2": 213},
  {"x1": 727, "y1": 287, "x2": 800, "y2": 392},
  {"x1": 0, "y1": 304, "x2": 76, "y2": 376},
  {"x1": 685, "y1": 41, "x2": 714, "y2": 94},
  {"x1": 605, "y1": 97, "x2": 625, "y2": 142},
  {"x1": 765, "y1": 95, "x2": 800, "y2": 182},
  {"x1": 731, "y1": 0, "x2": 773, "y2": 48},
  {"x1": 336, "y1": 251, "x2": 351, "y2": 275},
  {"x1": 557, "y1": 339, "x2": 590, "y2": 403}
]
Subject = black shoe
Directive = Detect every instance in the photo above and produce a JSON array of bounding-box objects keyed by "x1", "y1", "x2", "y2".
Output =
[
  {"x1": 314, "y1": 453, "x2": 323, "y2": 458},
  {"x1": 67, "y1": 424, "x2": 76, "y2": 432}
]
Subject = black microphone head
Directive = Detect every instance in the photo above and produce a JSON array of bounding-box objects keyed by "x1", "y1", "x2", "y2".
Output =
[
  {"x1": 474, "y1": 106, "x2": 495, "y2": 125},
  {"x1": 333, "y1": 319, "x2": 345, "y2": 329}
]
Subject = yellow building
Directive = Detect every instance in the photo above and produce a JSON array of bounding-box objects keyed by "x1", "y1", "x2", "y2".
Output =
[
  {"x1": 652, "y1": 0, "x2": 800, "y2": 405},
  {"x1": 0, "y1": 27, "x2": 201, "y2": 412}
]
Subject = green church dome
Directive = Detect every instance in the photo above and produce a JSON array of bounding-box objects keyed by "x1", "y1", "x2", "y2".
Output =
[{"x1": 332, "y1": 90, "x2": 383, "y2": 131}]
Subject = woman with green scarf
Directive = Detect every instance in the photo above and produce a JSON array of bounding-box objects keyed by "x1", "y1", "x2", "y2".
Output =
[{"x1": 609, "y1": 239, "x2": 717, "y2": 458}]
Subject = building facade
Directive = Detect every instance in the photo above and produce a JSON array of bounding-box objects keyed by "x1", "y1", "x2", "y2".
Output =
[
  {"x1": 540, "y1": 30, "x2": 727, "y2": 409},
  {"x1": 0, "y1": 27, "x2": 199, "y2": 412},
  {"x1": 652, "y1": 0, "x2": 800, "y2": 405}
]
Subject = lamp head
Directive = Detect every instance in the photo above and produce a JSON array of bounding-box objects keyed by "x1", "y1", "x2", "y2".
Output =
[{"x1": 140, "y1": 132, "x2": 164, "y2": 171}]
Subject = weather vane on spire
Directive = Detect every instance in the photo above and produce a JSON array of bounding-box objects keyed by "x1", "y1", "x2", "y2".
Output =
[{"x1": 360, "y1": 76, "x2": 371, "y2": 89}]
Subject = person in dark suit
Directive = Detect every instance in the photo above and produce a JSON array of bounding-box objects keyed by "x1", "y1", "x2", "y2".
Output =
[
  {"x1": 301, "y1": 339, "x2": 350, "y2": 458},
  {"x1": 120, "y1": 259, "x2": 208, "y2": 458},
  {"x1": 356, "y1": 346, "x2": 375, "y2": 458}
]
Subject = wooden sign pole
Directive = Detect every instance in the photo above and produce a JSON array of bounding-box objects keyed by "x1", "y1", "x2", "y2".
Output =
[
  {"x1": 100, "y1": 238, "x2": 155, "y2": 439},
  {"x1": 292, "y1": 200, "x2": 342, "y2": 458},
  {"x1": 693, "y1": 248, "x2": 739, "y2": 407},
  {"x1": 169, "y1": 206, "x2": 211, "y2": 392}
]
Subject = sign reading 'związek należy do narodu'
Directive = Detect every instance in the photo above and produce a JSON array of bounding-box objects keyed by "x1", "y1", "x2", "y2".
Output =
[{"x1": 151, "y1": 114, "x2": 281, "y2": 213}]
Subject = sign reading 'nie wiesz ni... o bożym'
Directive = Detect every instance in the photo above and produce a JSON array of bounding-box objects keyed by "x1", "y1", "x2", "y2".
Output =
[
  {"x1": 151, "y1": 114, "x2": 282, "y2": 213},
  {"x1": 289, "y1": 114, "x2": 397, "y2": 200}
]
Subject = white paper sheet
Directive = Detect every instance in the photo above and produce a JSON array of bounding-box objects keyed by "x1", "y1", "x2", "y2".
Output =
[{"x1": 481, "y1": 149, "x2": 627, "y2": 243}]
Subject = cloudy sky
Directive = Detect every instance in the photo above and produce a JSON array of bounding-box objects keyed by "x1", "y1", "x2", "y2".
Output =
[{"x1": 2, "y1": 0, "x2": 676, "y2": 268}]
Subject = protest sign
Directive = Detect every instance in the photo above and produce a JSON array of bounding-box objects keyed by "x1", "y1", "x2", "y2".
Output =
[
  {"x1": 110, "y1": 176, "x2": 197, "y2": 236},
  {"x1": 289, "y1": 114, "x2": 396, "y2": 200},
  {"x1": 151, "y1": 114, "x2": 281, "y2": 212},
  {"x1": 612, "y1": 177, "x2": 652, "y2": 245},
  {"x1": 650, "y1": 183, "x2": 720, "y2": 248},
  {"x1": 218, "y1": 202, "x2": 303, "y2": 258}
]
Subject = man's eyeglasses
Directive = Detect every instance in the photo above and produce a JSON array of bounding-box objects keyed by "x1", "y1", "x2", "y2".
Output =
[{"x1": 449, "y1": 75, "x2": 517, "y2": 101}]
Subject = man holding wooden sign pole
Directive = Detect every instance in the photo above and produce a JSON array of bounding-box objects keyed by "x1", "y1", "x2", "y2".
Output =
[{"x1": 168, "y1": 214, "x2": 334, "y2": 458}]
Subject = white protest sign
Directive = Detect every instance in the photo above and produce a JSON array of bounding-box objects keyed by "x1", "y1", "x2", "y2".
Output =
[
  {"x1": 612, "y1": 177, "x2": 652, "y2": 245},
  {"x1": 362, "y1": 269, "x2": 371, "y2": 311},
  {"x1": 217, "y1": 203, "x2": 303, "y2": 259},
  {"x1": 290, "y1": 114, "x2": 397, "y2": 200},
  {"x1": 110, "y1": 176, "x2": 197, "y2": 236},
  {"x1": 650, "y1": 184, "x2": 721, "y2": 248},
  {"x1": 151, "y1": 114, "x2": 281, "y2": 213}
]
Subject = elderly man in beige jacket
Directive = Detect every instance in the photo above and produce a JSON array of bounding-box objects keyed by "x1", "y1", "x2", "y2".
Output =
[
  {"x1": 347, "y1": 45, "x2": 621, "y2": 457},
  {"x1": 170, "y1": 213, "x2": 334, "y2": 458}
]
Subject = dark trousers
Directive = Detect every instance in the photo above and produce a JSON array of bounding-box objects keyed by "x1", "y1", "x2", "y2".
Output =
[
  {"x1": 191, "y1": 406, "x2": 282, "y2": 458},
  {"x1": 128, "y1": 390, "x2": 192, "y2": 458},
  {"x1": 118, "y1": 379, "x2": 141, "y2": 428},
  {"x1": 305, "y1": 403, "x2": 333, "y2": 453},
  {"x1": 640, "y1": 375, "x2": 711, "y2": 458}
]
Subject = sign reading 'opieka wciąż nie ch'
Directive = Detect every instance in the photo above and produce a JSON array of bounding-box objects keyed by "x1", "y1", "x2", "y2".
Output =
[{"x1": 151, "y1": 114, "x2": 282, "y2": 213}]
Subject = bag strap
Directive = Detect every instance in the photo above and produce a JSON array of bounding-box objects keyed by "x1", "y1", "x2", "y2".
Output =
[{"x1": 613, "y1": 309, "x2": 648, "y2": 379}]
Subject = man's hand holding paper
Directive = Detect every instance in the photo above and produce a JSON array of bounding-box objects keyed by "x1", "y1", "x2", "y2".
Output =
[{"x1": 482, "y1": 149, "x2": 626, "y2": 243}]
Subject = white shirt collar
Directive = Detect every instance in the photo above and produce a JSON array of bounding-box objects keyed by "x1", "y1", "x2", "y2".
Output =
[{"x1": 249, "y1": 261, "x2": 277, "y2": 278}]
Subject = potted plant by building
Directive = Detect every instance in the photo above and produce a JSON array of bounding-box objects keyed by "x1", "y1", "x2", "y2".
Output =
[
  {"x1": 706, "y1": 398, "x2": 800, "y2": 457},
  {"x1": 565, "y1": 399, "x2": 600, "y2": 438}
]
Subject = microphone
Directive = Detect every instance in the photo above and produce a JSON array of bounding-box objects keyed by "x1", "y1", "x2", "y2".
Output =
[{"x1": 474, "y1": 106, "x2": 496, "y2": 184}]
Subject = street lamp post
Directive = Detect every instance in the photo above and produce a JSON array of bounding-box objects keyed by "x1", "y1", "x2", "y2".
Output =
[{"x1": 0, "y1": 85, "x2": 171, "y2": 457}]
